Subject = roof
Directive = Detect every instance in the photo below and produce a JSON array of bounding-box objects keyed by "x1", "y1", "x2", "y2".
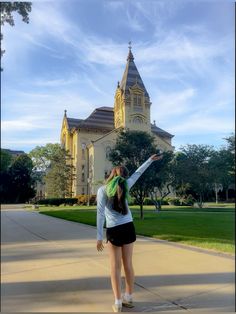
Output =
[
  {"x1": 67, "y1": 118, "x2": 83, "y2": 129},
  {"x1": 151, "y1": 124, "x2": 174, "y2": 138},
  {"x1": 67, "y1": 107, "x2": 114, "y2": 132},
  {"x1": 120, "y1": 48, "x2": 149, "y2": 98},
  {"x1": 66, "y1": 106, "x2": 173, "y2": 138}
]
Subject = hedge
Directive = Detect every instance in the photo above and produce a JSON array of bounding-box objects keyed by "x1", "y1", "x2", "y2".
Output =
[{"x1": 36, "y1": 198, "x2": 78, "y2": 206}]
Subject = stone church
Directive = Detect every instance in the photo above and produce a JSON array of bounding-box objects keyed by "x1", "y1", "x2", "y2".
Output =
[{"x1": 60, "y1": 46, "x2": 174, "y2": 196}]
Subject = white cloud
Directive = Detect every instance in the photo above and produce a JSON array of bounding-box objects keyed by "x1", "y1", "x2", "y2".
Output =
[
  {"x1": 170, "y1": 115, "x2": 234, "y2": 135},
  {"x1": 151, "y1": 87, "x2": 196, "y2": 121}
]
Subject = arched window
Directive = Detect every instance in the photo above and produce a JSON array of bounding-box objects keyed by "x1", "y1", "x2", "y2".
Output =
[
  {"x1": 133, "y1": 117, "x2": 143, "y2": 124},
  {"x1": 106, "y1": 146, "x2": 112, "y2": 159},
  {"x1": 133, "y1": 95, "x2": 142, "y2": 106},
  {"x1": 81, "y1": 143, "x2": 86, "y2": 160}
]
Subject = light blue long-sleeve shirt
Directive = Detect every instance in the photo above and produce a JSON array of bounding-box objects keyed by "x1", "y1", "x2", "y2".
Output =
[{"x1": 96, "y1": 157, "x2": 154, "y2": 241}]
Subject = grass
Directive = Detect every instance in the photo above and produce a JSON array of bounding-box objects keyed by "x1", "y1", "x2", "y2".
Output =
[{"x1": 39, "y1": 203, "x2": 235, "y2": 254}]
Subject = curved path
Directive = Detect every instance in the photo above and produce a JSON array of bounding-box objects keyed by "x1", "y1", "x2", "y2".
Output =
[{"x1": 1, "y1": 206, "x2": 234, "y2": 313}]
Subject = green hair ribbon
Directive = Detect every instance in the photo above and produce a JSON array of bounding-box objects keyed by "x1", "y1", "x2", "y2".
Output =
[{"x1": 106, "y1": 176, "x2": 130, "y2": 201}]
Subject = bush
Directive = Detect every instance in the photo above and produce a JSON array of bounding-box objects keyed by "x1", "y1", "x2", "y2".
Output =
[
  {"x1": 128, "y1": 197, "x2": 139, "y2": 205},
  {"x1": 36, "y1": 198, "x2": 78, "y2": 206},
  {"x1": 143, "y1": 197, "x2": 153, "y2": 205},
  {"x1": 143, "y1": 197, "x2": 169, "y2": 206},
  {"x1": 167, "y1": 197, "x2": 181, "y2": 206},
  {"x1": 76, "y1": 194, "x2": 97, "y2": 205},
  {"x1": 167, "y1": 195, "x2": 195, "y2": 206}
]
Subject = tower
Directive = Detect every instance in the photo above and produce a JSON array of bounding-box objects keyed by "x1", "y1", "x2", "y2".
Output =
[{"x1": 114, "y1": 43, "x2": 151, "y2": 132}]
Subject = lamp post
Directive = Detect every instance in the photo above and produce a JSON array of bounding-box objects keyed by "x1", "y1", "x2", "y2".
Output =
[{"x1": 87, "y1": 177, "x2": 91, "y2": 206}]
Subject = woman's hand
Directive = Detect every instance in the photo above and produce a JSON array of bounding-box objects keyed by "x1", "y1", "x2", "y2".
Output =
[
  {"x1": 150, "y1": 154, "x2": 163, "y2": 161},
  {"x1": 97, "y1": 240, "x2": 104, "y2": 252}
]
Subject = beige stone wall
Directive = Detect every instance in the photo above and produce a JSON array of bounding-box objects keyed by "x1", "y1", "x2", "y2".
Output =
[
  {"x1": 74, "y1": 129, "x2": 114, "y2": 195},
  {"x1": 89, "y1": 131, "x2": 119, "y2": 194}
]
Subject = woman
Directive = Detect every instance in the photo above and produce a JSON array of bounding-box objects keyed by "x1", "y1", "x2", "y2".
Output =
[{"x1": 96, "y1": 154, "x2": 162, "y2": 312}]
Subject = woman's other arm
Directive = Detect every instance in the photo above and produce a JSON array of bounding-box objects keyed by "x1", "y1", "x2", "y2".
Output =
[{"x1": 96, "y1": 187, "x2": 107, "y2": 250}]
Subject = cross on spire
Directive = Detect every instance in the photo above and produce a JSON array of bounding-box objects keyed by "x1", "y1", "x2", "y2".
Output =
[
  {"x1": 127, "y1": 41, "x2": 134, "y2": 61},
  {"x1": 128, "y1": 41, "x2": 132, "y2": 51}
]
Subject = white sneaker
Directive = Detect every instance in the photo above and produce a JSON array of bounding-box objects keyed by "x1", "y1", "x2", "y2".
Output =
[
  {"x1": 122, "y1": 295, "x2": 134, "y2": 308},
  {"x1": 112, "y1": 304, "x2": 122, "y2": 312}
]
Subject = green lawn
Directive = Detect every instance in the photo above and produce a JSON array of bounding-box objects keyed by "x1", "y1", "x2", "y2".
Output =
[{"x1": 39, "y1": 204, "x2": 235, "y2": 254}]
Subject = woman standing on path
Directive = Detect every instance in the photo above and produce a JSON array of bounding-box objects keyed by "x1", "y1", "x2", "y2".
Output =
[{"x1": 96, "y1": 154, "x2": 162, "y2": 312}]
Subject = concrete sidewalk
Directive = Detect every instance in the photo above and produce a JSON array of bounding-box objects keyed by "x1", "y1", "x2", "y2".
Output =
[{"x1": 1, "y1": 207, "x2": 235, "y2": 313}]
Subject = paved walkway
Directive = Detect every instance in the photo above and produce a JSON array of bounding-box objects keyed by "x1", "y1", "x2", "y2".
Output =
[{"x1": 1, "y1": 206, "x2": 235, "y2": 313}]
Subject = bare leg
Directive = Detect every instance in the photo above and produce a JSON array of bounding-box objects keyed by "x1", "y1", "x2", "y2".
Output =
[
  {"x1": 122, "y1": 242, "x2": 134, "y2": 295},
  {"x1": 108, "y1": 242, "x2": 122, "y2": 300}
]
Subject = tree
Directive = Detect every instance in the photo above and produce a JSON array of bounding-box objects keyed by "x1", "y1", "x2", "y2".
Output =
[
  {"x1": 1, "y1": 2, "x2": 32, "y2": 70},
  {"x1": 149, "y1": 151, "x2": 174, "y2": 211},
  {"x1": 5, "y1": 154, "x2": 36, "y2": 203},
  {"x1": 29, "y1": 143, "x2": 75, "y2": 198},
  {"x1": 174, "y1": 144, "x2": 215, "y2": 208},
  {"x1": 207, "y1": 134, "x2": 235, "y2": 202},
  {"x1": 109, "y1": 130, "x2": 158, "y2": 219},
  {"x1": 0, "y1": 149, "x2": 12, "y2": 203},
  {"x1": 1, "y1": 149, "x2": 12, "y2": 171}
]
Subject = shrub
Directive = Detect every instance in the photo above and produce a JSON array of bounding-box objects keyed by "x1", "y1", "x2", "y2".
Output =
[
  {"x1": 143, "y1": 197, "x2": 153, "y2": 205},
  {"x1": 36, "y1": 198, "x2": 78, "y2": 206},
  {"x1": 76, "y1": 194, "x2": 97, "y2": 205},
  {"x1": 143, "y1": 197, "x2": 169, "y2": 206},
  {"x1": 128, "y1": 197, "x2": 139, "y2": 205},
  {"x1": 167, "y1": 197, "x2": 181, "y2": 206}
]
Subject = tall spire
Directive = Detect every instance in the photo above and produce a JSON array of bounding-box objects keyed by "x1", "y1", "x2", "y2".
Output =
[{"x1": 120, "y1": 43, "x2": 149, "y2": 97}]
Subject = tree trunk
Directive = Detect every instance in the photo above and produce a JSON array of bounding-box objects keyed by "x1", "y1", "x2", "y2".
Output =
[
  {"x1": 226, "y1": 188, "x2": 229, "y2": 202},
  {"x1": 140, "y1": 202, "x2": 144, "y2": 219},
  {"x1": 215, "y1": 183, "x2": 218, "y2": 204}
]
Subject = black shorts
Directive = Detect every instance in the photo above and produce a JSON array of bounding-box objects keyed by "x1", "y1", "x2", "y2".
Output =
[{"x1": 106, "y1": 222, "x2": 136, "y2": 247}]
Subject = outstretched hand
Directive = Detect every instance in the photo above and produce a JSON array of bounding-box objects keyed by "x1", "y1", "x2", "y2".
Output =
[
  {"x1": 150, "y1": 154, "x2": 163, "y2": 161},
  {"x1": 97, "y1": 240, "x2": 104, "y2": 252}
]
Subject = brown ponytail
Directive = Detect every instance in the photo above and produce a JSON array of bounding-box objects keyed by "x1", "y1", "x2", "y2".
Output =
[{"x1": 106, "y1": 166, "x2": 129, "y2": 215}]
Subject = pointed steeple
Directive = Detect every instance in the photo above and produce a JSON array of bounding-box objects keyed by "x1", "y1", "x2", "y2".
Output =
[{"x1": 120, "y1": 43, "x2": 149, "y2": 98}]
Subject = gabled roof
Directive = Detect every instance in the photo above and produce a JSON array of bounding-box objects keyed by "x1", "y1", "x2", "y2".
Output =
[
  {"x1": 67, "y1": 118, "x2": 83, "y2": 129},
  {"x1": 66, "y1": 107, "x2": 173, "y2": 139},
  {"x1": 120, "y1": 48, "x2": 149, "y2": 98},
  {"x1": 151, "y1": 124, "x2": 174, "y2": 138},
  {"x1": 66, "y1": 107, "x2": 114, "y2": 132}
]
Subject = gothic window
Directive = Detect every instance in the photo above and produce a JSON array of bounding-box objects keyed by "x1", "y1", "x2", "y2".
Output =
[
  {"x1": 133, "y1": 94, "x2": 142, "y2": 112},
  {"x1": 106, "y1": 146, "x2": 112, "y2": 159},
  {"x1": 133, "y1": 95, "x2": 142, "y2": 106},
  {"x1": 81, "y1": 173, "x2": 85, "y2": 182},
  {"x1": 82, "y1": 187, "x2": 85, "y2": 195},
  {"x1": 133, "y1": 117, "x2": 143, "y2": 124},
  {"x1": 81, "y1": 143, "x2": 86, "y2": 160}
]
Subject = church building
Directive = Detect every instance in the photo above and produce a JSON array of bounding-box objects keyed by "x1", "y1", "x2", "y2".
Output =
[{"x1": 60, "y1": 46, "x2": 174, "y2": 196}]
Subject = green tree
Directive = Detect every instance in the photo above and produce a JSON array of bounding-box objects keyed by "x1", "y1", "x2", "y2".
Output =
[
  {"x1": 149, "y1": 151, "x2": 174, "y2": 210},
  {"x1": 1, "y1": 1, "x2": 32, "y2": 69},
  {"x1": 1, "y1": 149, "x2": 12, "y2": 171},
  {"x1": 0, "y1": 149, "x2": 13, "y2": 203},
  {"x1": 9, "y1": 154, "x2": 36, "y2": 203},
  {"x1": 29, "y1": 143, "x2": 75, "y2": 198},
  {"x1": 174, "y1": 144, "x2": 215, "y2": 208},
  {"x1": 207, "y1": 134, "x2": 235, "y2": 202},
  {"x1": 109, "y1": 130, "x2": 158, "y2": 219}
]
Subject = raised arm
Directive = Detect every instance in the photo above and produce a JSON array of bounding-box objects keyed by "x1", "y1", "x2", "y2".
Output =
[{"x1": 127, "y1": 154, "x2": 162, "y2": 190}]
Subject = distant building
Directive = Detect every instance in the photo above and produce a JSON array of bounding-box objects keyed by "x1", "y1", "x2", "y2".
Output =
[{"x1": 60, "y1": 46, "x2": 174, "y2": 196}]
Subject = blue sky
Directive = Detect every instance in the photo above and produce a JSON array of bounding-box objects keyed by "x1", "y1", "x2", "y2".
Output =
[{"x1": 1, "y1": 0, "x2": 235, "y2": 153}]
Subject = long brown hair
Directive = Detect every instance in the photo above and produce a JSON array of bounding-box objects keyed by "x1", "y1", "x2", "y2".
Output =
[{"x1": 106, "y1": 166, "x2": 129, "y2": 215}]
